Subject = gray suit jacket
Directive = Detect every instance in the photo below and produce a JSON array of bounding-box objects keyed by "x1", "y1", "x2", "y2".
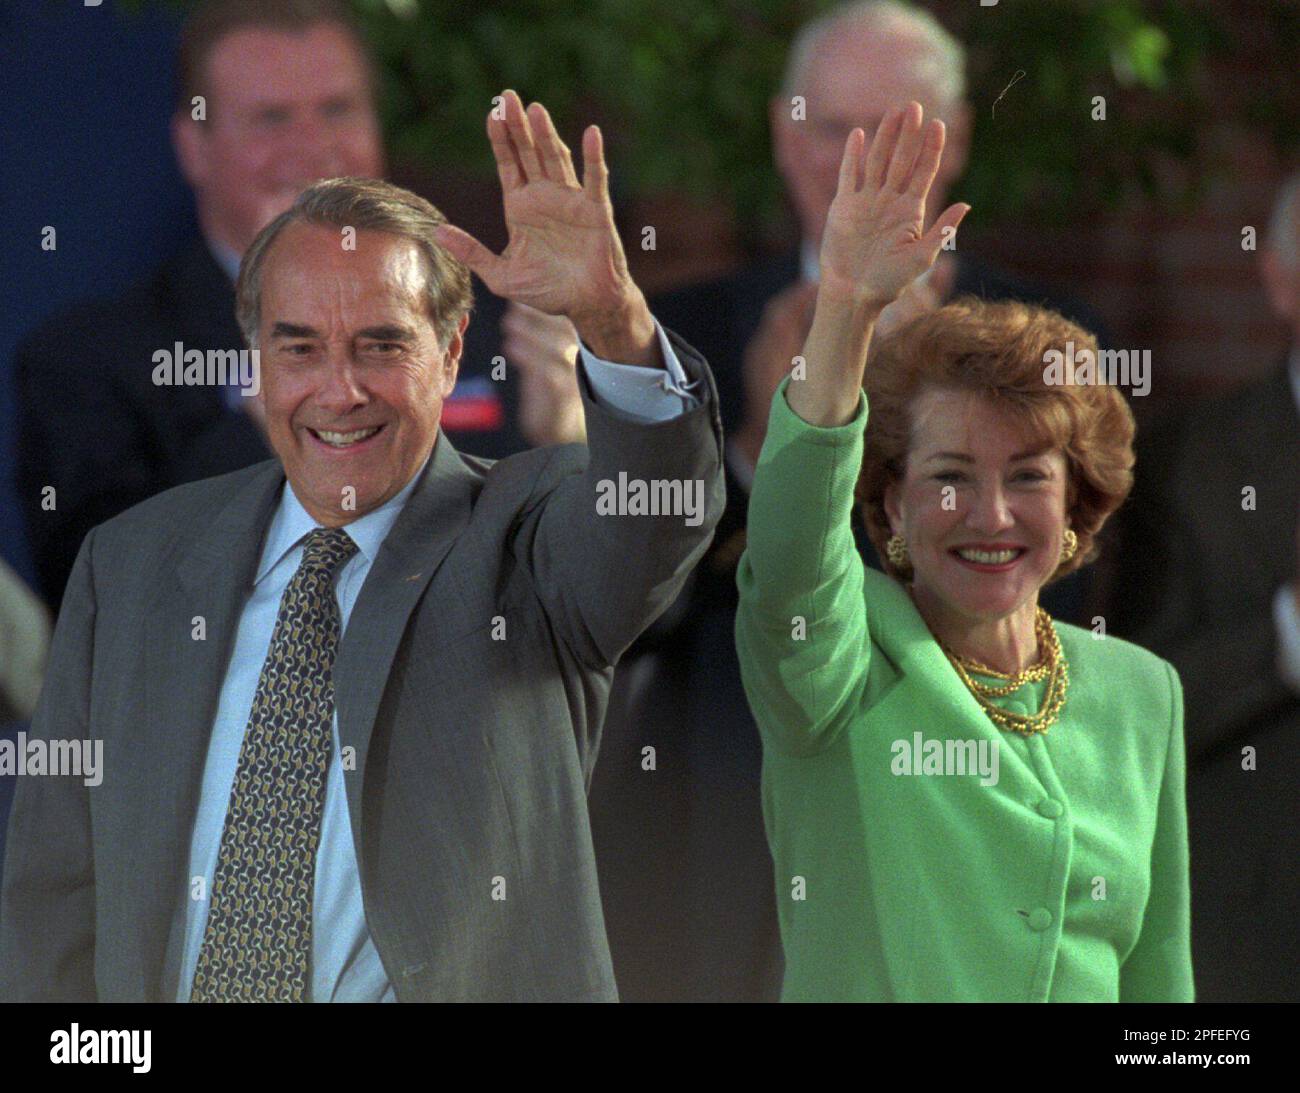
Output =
[{"x1": 0, "y1": 329, "x2": 724, "y2": 1002}]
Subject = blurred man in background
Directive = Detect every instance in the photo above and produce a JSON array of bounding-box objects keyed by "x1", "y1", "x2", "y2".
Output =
[
  {"x1": 1111, "y1": 170, "x2": 1300, "y2": 1001},
  {"x1": 14, "y1": 0, "x2": 522, "y2": 612},
  {"x1": 586, "y1": 0, "x2": 1109, "y2": 1002}
]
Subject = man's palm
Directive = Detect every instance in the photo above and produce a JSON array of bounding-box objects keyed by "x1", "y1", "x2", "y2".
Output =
[
  {"x1": 492, "y1": 182, "x2": 619, "y2": 314},
  {"x1": 434, "y1": 90, "x2": 632, "y2": 323}
]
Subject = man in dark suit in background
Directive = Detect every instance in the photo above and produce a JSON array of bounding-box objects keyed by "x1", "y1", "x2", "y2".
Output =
[
  {"x1": 591, "y1": 0, "x2": 1108, "y2": 1002},
  {"x1": 1, "y1": 88, "x2": 724, "y2": 1001},
  {"x1": 14, "y1": 0, "x2": 521, "y2": 612},
  {"x1": 1110, "y1": 170, "x2": 1300, "y2": 1001}
]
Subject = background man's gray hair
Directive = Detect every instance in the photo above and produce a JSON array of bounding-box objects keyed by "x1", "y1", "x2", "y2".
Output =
[
  {"x1": 235, "y1": 177, "x2": 474, "y2": 348},
  {"x1": 781, "y1": 0, "x2": 966, "y2": 110},
  {"x1": 1266, "y1": 169, "x2": 1300, "y2": 268}
]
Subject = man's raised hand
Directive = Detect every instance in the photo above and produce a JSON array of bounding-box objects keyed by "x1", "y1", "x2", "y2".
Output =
[
  {"x1": 433, "y1": 89, "x2": 656, "y2": 364},
  {"x1": 817, "y1": 101, "x2": 970, "y2": 311}
]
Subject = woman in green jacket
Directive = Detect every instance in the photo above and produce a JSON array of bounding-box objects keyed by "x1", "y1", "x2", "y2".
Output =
[{"x1": 735, "y1": 101, "x2": 1192, "y2": 1002}]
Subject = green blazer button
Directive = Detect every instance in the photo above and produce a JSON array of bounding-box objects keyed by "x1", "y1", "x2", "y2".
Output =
[
  {"x1": 1037, "y1": 799, "x2": 1064, "y2": 819},
  {"x1": 1028, "y1": 908, "x2": 1054, "y2": 931}
]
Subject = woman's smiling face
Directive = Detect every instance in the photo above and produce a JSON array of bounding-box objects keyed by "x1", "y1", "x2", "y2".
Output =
[{"x1": 884, "y1": 387, "x2": 1070, "y2": 623}]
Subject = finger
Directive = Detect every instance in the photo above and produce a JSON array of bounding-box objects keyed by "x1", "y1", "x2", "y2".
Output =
[
  {"x1": 487, "y1": 108, "x2": 525, "y2": 191},
  {"x1": 885, "y1": 101, "x2": 924, "y2": 192},
  {"x1": 504, "y1": 89, "x2": 544, "y2": 181},
  {"x1": 506, "y1": 314, "x2": 576, "y2": 345},
  {"x1": 905, "y1": 119, "x2": 947, "y2": 199},
  {"x1": 503, "y1": 302, "x2": 578, "y2": 344},
  {"x1": 504, "y1": 299, "x2": 571, "y2": 331},
  {"x1": 836, "y1": 127, "x2": 866, "y2": 196},
  {"x1": 503, "y1": 317, "x2": 571, "y2": 354},
  {"x1": 505, "y1": 333, "x2": 578, "y2": 374},
  {"x1": 919, "y1": 202, "x2": 971, "y2": 263},
  {"x1": 433, "y1": 223, "x2": 503, "y2": 289},
  {"x1": 581, "y1": 125, "x2": 609, "y2": 203},
  {"x1": 529, "y1": 102, "x2": 578, "y2": 187},
  {"x1": 863, "y1": 105, "x2": 905, "y2": 190}
]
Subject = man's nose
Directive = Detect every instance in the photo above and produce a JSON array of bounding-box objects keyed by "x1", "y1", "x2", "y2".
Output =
[
  {"x1": 315, "y1": 352, "x2": 367, "y2": 415},
  {"x1": 281, "y1": 116, "x2": 346, "y2": 178}
]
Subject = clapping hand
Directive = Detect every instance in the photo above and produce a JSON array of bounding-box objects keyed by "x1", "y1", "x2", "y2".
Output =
[
  {"x1": 502, "y1": 301, "x2": 586, "y2": 447},
  {"x1": 433, "y1": 90, "x2": 658, "y2": 367}
]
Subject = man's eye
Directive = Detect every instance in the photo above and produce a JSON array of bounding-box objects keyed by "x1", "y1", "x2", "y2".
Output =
[
  {"x1": 367, "y1": 342, "x2": 403, "y2": 354},
  {"x1": 282, "y1": 344, "x2": 312, "y2": 355},
  {"x1": 933, "y1": 472, "x2": 963, "y2": 483},
  {"x1": 255, "y1": 108, "x2": 291, "y2": 127},
  {"x1": 322, "y1": 99, "x2": 355, "y2": 119}
]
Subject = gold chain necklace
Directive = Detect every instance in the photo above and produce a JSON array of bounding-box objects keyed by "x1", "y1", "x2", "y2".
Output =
[{"x1": 940, "y1": 607, "x2": 1070, "y2": 735}]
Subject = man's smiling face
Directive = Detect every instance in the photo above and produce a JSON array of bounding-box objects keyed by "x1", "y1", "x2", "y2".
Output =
[{"x1": 255, "y1": 220, "x2": 466, "y2": 526}]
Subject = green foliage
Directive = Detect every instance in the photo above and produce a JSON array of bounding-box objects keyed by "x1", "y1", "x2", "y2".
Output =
[{"x1": 133, "y1": 0, "x2": 1298, "y2": 241}]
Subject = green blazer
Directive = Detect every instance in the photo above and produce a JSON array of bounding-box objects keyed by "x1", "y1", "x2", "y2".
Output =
[{"x1": 734, "y1": 379, "x2": 1194, "y2": 1002}]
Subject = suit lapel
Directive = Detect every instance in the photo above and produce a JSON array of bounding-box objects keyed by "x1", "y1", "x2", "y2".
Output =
[
  {"x1": 126, "y1": 435, "x2": 475, "y2": 994},
  {"x1": 868, "y1": 572, "x2": 1047, "y2": 795},
  {"x1": 332, "y1": 433, "x2": 480, "y2": 857},
  {"x1": 133, "y1": 461, "x2": 284, "y2": 998}
]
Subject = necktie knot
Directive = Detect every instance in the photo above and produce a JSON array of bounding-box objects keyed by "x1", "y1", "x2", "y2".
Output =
[{"x1": 300, "y1": 527, "x2": 358, "y2": 577}]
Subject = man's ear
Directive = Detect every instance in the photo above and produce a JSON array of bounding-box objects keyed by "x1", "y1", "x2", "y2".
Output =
[
  {"x1": 769, "y1": 93, "x2": 793, "y2": 175},
  {"x1": 1260, "y1": 246, "x2": 1298, "y2": 324},
  {"x1": 935, "y1": 100, "x2": 972, "y2": 190},
  {"x1": 171, "y1": 111, "x2": 209, "y2": 190},
  {"x1": 439, "y1": 312, "x2": 470, "y2": 395}
]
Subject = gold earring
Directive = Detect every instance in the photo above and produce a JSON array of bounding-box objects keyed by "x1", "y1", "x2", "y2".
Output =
[
  {"x1": 1061, "y1": 528, "x2": 1078, "y2": 562},
  {"x1": 885, "y1": 534, "x2": 910, "y2": 570}
]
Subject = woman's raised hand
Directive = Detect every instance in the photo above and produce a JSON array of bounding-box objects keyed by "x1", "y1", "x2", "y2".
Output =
[{"x1": 816, "y1": 101, "x2": 969, "y2": 311}]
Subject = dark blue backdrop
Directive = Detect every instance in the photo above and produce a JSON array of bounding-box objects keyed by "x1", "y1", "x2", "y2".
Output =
[
  {"x1": 1, "y1": 1, "x2": 197, "y2": 585},
  {"x1": 1, "y1": 0, "x2": 199, "y2": 886}
]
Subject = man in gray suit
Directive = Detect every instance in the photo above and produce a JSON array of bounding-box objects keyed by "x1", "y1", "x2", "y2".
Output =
[{"x1": 0, "y1": 90, "x2": 723, "y2": 1002}]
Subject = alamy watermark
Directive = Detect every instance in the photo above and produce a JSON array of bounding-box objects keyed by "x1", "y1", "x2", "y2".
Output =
[
  {"x1": 152, "y1": 342, "x2": 260, "y2": 396},
  {"x1": 1043, "y1": 340, "x2": 1150, "y2": 397},
  {"x1": 50, "y1": 1025, "x2": 150, "y2": 1073},
  {"x1": 595, "y1": 472, "x2": 705, "y2": 527},
  {"x1": 891, "y1": 731, "x2": 1000, "y2": 786},
  {"x1": 0, "y1": 732, "x2": 103, "y2": 787}
]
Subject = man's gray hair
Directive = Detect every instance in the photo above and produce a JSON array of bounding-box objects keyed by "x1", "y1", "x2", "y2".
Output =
[
  {"x1": 235, "y1": 176, "x2": 473, "y2": 348},
  {"x1": 1267, "y1": 169, "x2": 1300, "y2": 268},
  {"x1": 781, "y1": 0, "x2": 966, "y2": 110}
]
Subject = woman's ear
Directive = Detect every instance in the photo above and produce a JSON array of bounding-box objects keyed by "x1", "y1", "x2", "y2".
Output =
[{"x1": 883, "y1": 479, "x2": 902, "y2": 537}]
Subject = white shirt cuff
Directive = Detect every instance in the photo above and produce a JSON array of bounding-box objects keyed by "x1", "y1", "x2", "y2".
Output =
[
  {"x1": 1271, "y1": 583, "x2": 1300, "y2": 693},
  {"x1": 577, "y1": 318, "x2": 701, "y2": 423}
]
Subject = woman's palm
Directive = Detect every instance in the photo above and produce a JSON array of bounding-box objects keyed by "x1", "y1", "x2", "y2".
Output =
[{"x1": 817, "y1": 102, "x2": 969, "y2": 309}]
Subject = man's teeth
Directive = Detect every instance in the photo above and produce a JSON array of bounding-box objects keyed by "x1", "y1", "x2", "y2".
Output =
[
  {"x1": 316, "y1": 426, "x2": 380, "y2": 447},
  {"x1": 957, "y1": 548, "x2": 1021, "y2": 564}
]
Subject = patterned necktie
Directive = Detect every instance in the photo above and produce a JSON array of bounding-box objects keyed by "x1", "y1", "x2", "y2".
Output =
[{"x1": 191, "y1": 527, "x2": 358, "y2": 1003}]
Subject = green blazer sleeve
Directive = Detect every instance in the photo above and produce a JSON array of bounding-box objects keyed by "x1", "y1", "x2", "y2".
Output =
[
  {"x1": 1120, "y1": 660, "x2": 1195, "y2": 1001},
  {"x1": 735, "y1": 376, "x2": 871, "y2": 756}
]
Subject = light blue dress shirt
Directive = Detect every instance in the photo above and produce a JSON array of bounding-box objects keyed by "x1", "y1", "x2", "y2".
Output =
[{"x1": 167, "y1": 324, "x2": 699, "y2": 1001}]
